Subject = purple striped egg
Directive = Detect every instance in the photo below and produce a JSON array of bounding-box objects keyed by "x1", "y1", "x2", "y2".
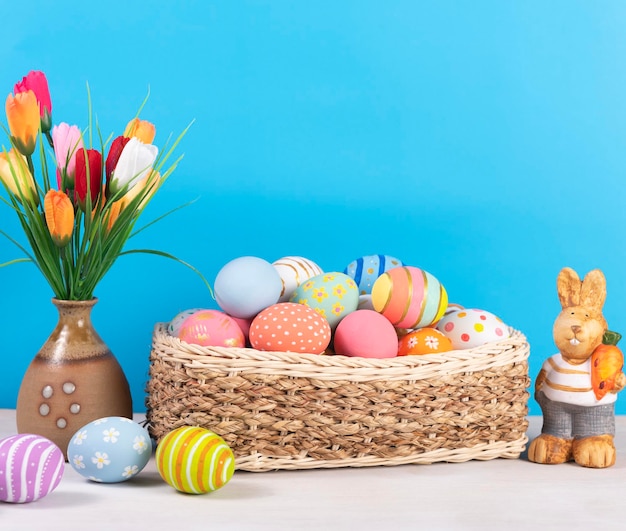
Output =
[{"x1": 0, "y1": 434, "x2": 65, "y2": 503}]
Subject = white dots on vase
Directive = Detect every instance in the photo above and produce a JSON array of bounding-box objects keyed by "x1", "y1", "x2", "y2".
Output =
[
  {"x1": 63, "y1": 382, "x2": 76, "y2": 394},
  {"x1": 42, "y1": 386, "x2": 53, "y2": 399},
  {"x1": 39, "y1": 404, "x2": 50, "y2": 416},
  {"x1": 56, "y1": 418, "x2": 67, "y2": 429},
  {"x1": 70, "y1": 403, "x2": 81, "y2": 414}
]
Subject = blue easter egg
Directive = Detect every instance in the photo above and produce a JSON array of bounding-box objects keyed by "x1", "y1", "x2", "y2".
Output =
[
  {"x1": 67, "y1": 417, "x2": 151, "y2": 483},
  {"x1": 344, "y1": 254, "x2": 404, "y2": 295},
  {"x1": 214, "y1": 256, "x2": 283, "y2": 319},
  {"x1": 290, "y1": 272, "x2": 359, "y2": 330}
]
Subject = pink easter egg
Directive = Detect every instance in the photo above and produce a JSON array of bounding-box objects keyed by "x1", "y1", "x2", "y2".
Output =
[
  {"x1": 230, "y1": 315, "x2": 252, "y2": 343},
  {"x1": 178, "y1": 309, "x2": 245, "y2": 347},
  {"x1": 0, "y1": 434, "x2": 65, "y2": 503},
  {"x1": 333, "y1": 309, "x2": 398, "y2": 358}
]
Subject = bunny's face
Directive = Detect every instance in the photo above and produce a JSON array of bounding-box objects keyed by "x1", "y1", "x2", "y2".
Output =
[
  {"x1": 553, "y1": 267, "x2": 608, "y2": 364},
  {"x1": 553, "y1": 306, "x2": 606, "y2": 364}
]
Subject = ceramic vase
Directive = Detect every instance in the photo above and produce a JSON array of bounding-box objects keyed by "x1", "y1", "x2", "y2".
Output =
[{"x1": 16, "y1": 298, "x2": 133, "y2": 459}]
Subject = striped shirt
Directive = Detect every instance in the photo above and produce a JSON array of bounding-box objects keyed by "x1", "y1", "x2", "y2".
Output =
[{"x1": 540, "y1": 353, "x2": 617, "y2": 406}]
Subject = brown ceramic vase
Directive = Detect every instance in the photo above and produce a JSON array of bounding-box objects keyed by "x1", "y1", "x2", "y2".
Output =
[{"x1": 16, "y1": 298, "x2": 133, "y2": 459}]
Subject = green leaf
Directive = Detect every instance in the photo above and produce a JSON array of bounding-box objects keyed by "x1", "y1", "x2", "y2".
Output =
[
  {"x1": 118, "y1": 248, "x2": 214, "y2": 297},
  {"x1": 0, "y1": 257, "x2": 32, "y2": 268}
]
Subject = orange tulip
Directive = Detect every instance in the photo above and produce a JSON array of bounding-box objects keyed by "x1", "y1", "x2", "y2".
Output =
[
  {"x1": 105, "y1": 198, "x2": 123, "y2": 232},
  {"x1": 123, "y1": 117, "x2": 156, "y2": 144},
  {"x1": 0, "y1": 148, "x2": 38, "y2": 204},
  {"x1": 6, "y1": 90, "x2": 39, "y2": 156},
  {"x1": 44, "y1": 189, "x2": 74, "y2": 247},
  {"x1": 121, "y1": 169, "x2": 160, "y2": 210}
]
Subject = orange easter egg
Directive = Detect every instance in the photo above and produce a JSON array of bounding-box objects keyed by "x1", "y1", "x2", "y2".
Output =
[
  {"x1": 249, "y1": 302, "x2": 332, "y2": 354},
  {"x1": 398, "y1": 327, "x2": 453, "y2": 356}
]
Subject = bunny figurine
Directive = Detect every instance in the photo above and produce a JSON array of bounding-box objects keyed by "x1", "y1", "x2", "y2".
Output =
[{"x1": 528, "y1": 267, "x2": 626, "y2": 468}]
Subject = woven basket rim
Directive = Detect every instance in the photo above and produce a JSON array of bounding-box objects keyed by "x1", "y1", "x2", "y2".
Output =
[{"x1": 151, "y1": 323, "x2": 530, "y2": 381}]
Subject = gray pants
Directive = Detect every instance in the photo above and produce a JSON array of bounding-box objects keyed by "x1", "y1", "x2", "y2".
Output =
[{"x1": 536, "y1": 391, "x2": 615, "y2": 439}]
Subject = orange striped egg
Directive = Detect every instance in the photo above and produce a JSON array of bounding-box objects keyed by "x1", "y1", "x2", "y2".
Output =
[
  {"x1": 155, "y1": 426, "x2": 235, "y2": 494},
  {"x1": 371, "y1": 266, "x2": 448, "y2": 329}
]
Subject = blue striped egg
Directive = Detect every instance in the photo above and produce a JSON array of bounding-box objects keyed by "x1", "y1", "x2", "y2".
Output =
[{"x1": 344, "y1": 255, "x2": 404, "y2": 295}]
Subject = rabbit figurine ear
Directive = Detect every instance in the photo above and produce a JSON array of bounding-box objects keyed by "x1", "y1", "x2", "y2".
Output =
[
  {"x1": 580, "y1": 269, "x2": 607, "y2": 312},
  {"x1": 556, "y1": 267, "x2": 581, "y2": 309}
]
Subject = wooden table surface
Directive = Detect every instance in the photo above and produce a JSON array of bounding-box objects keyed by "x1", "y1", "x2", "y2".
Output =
[{"x1": 1, "y1": 410, "x2": 625, "y2": 530}]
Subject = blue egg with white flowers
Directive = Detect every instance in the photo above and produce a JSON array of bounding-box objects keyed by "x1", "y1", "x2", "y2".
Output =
[{"x1": 67, "y1": 417, "x2": 151, "y2": 483}]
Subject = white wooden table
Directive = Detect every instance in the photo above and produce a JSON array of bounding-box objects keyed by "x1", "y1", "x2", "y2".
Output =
[{"x1": 1, "y1": 410, "x2": 625, "y2": 530}]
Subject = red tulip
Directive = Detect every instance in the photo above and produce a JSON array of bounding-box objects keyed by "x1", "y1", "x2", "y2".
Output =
[
  {"x1": 14, "y1": 71, "x2": 52, "y2": 133},
  {"x1": 74, "y1": 148, "x2": 102, "y2": 210},
  {"x1": 105, "y1": 136, "x2": 130, "y2": 183}
]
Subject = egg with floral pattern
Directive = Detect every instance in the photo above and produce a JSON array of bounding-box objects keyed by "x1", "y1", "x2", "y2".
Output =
[
  {"x1": 289, "y1": 272, "x2": 359, "y2": 330},
  {"x1": 67, "y1": 417, "x2": 151, "y2": 483},
  {"x1": 398, "y1": 328, "x2": 453, "y2": 356}
]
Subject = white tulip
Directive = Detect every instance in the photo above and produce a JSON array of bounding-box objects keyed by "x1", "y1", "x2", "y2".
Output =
[{"x1": 108, "y1": 137, "x2": 158, "y2": 196}]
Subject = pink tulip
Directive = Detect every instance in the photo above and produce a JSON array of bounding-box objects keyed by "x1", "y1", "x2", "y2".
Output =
[
  {"x1": 52, "y1": 123, "x2": 83, "y2": 188},
  {"x1": 14, "y1": 71, "x2": 52, "y2": 133}
]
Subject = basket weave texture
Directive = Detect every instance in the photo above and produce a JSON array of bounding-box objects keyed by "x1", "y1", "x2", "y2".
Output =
[{"x1": 146, "y1": 323, "x2": 530, "y2": 472}]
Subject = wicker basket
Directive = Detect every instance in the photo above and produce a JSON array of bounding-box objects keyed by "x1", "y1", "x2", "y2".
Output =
[{"x1": 146, "y1": 323, "x2": 530, "y2": 472}]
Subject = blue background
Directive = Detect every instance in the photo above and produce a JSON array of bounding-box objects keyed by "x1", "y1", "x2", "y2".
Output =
[{"x1": 1, "y1": 1, "x2": 626, "y2": 416}]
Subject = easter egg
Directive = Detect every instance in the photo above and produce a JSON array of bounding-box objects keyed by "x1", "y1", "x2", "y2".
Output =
[
  {"x1": 357, "y1": 294, "x2": 375, "y2": 311},
  {"x1": 344, "y1": 254, "x2": 404, "y2": 295},
  {"x1": 290, "y1": 272, "x2": 359, "y2": 329},
  {"x1": 398, "y1": 328, "x2": 453, "y2": 356},
  {"x1": 273, "y1": 256, "x2": 324, "y2": 302},
  {"x1": 155, "y1": 426, "x2": 235, "y2": 494},
  {"x1": 444, "y1": 303, "x2": 465, "y2": 316},
  {"x1": 334, "y1": 310, "x2": 398, "y2": 358},
  {"x1": 249, "y1": 302, "x2": 332, "y2": 354},
  {"x1": 371, "y1": 266, "x2": 448, "y2": 329},
  {"x1": 168, "y1": 308, "x2": 205, "y2": 336},
  {"x1": 436, "y1": 308, "x2": 510, "y2": 349},
  {"x1": 0, "y1": 434, "x2": 64, "y2": 503},
  {"x1": 67, "y1": 417, "x2": 151, "y2": 483},
  {"x1": 231, "y1": 315, "x2": 252, "y2": 345},
  {"x1": 178, "y1": 309, "x2": 245, "y2": 347},
  {"x1": 214, "y1": 256, "x2": 283, "y2": 319}
]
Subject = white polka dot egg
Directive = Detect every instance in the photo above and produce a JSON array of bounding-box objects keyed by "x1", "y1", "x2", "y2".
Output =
[
  {"x1": 67, "y1": 417, "x2": 151, "y2": 483},
  {"x1": 436, "y1": 308, "x2": 510, "y2": 349},
  {"x1": 249, "y1": 302, "x2": 332, "y2": 354}
]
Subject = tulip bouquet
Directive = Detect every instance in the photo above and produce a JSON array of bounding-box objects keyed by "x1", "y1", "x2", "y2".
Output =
[{"x1": 0, "y1": 70, "x2": 204, "y2": 300}]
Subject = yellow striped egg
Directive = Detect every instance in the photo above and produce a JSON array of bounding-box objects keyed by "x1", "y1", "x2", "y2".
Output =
[{"x1": 155, "y1": 426, "x2": 235, "y2": 494}]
